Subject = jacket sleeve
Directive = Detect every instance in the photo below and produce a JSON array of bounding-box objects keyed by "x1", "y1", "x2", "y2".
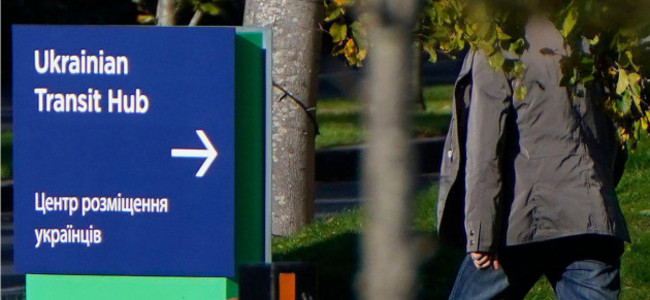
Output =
[{"x1": 464, "y1": 51, "x2": 512, "y2": 253}]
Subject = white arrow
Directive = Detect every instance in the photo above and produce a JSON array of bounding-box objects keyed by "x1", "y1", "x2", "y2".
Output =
[{"x1": 171, "y1": 130, "x2": 218, "y2": 178}]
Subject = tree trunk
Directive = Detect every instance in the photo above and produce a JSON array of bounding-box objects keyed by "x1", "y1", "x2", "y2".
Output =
[
  {"x1": 359, "y1": 0, "x2": 421, "y2": 299},
  {"x1": 414, "y1": 40, "x2": 426, "y2": 110},
  {"x1": 156, "y1": 0, "x2": 176, "y2": 26},
  {"x1": 243, "y1": 0, "x2": 322, "y2": 235}
]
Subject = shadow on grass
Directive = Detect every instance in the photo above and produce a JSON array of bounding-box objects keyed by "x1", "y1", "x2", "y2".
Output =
[
  {"x1": 274, "y1": 232, "x2": 360, "y2": 299},
  {"x1": 414, "y1": 113, "x2": 451, "y2": 138},
  {"x1": 273, "y1": 232, "x2": 464, "y2": 300},
  {"x1": 318, "y1": 111, "x2": 450, "y2": 130},
  {"x1": 417, "y1": 241, "x2": 465, "y2": 299},
  {"x1": 316, "y1": 112, "x2": 452, "y2": 149},
  {"x1": 318, "y1": 112, "x2": 360, "y2": 126}
]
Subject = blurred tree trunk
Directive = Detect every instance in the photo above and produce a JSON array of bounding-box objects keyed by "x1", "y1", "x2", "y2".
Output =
[
  {"x1": 156, "y1": 0, "x2": 175, "y2": 25},
  {"x1": 243, "y1": 0, "x2": 323, "y2": 235},
  {"x1": 359, "y1": 0, "x2": 421, "y2": 299},
  {"x1": 414, "y1": 40, "x2": 425, "y2": 110}
]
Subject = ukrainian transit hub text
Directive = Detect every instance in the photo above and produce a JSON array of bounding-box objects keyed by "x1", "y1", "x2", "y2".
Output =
[
  {"x1": 31, "y1": 48, "x2": 151, "y2": 114},
  {"x1": 15, "y1": 27, "x2": 238, "y2": 276},
  {"x1": 26, "y1": 48, "x2": 160, "y2": 250}
]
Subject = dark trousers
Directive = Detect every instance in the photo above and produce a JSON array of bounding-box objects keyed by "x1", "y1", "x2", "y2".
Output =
[{"x1": 448, "y1": 235, "x2": 624, "y2": 300}]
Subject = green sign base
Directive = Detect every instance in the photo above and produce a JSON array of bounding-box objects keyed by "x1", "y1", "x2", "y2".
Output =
[{"x1": 27, "y1": 274, "x2": 238, "y2": 300}]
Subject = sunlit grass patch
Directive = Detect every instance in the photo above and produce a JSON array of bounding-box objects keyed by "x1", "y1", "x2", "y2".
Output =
[{"x1": 316, "y1": 85, "x2": 454, "y2": 149}]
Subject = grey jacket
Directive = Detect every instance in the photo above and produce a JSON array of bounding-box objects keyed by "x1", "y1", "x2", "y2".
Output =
[{"x1": 436, "y1": 19, "x2": 630, "y2": 253}]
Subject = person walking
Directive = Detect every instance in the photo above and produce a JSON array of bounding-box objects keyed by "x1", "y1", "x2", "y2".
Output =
[{"x1": 436, "y1": 17, "x2": 630, "y2": 299}]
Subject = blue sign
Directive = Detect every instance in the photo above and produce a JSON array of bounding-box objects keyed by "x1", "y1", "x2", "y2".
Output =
[{"x1": 13, "y1": 25, "x2": 237, "y2": 277}]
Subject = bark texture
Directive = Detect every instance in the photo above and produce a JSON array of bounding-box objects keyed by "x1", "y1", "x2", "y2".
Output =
[
  {"x1": 359, "y1": 0, "x2": 421, "y2": 299},
  {"x1": 243, "y1": 0, "x2": 323, "y2": 235},
  {"x1": 156, "y1": 0, "x2": 176, "y2": 25},
  {"x1": 414, "y1": 41, "x2": 425, "y2": 110}
]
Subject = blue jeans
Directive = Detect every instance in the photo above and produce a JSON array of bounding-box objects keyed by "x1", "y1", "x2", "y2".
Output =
[{"x1": 448, "y1": 235, "x2": 623, "y2": 300}]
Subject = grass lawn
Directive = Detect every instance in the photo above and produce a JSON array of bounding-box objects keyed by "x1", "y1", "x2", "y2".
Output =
[
  {"x1": 316, "y1": 85, "x2": 454, "y2": 149},
  {"x1": 274, "y1": 137, "x2": 650, "y2": 299}
]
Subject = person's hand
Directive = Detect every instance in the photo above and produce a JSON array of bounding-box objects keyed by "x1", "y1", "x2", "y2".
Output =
[{"x1": 471, "y1": 252, "x2": 500, "y2": 270}]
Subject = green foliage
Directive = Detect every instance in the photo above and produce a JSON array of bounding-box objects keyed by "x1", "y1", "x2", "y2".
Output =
[
  {"x1": 329, "y1": 22, "x2": 348, "y2": 43},
  {"x1": 133, "y1": 0, "x2": 229, "y2": 25},
  {"x1": 323, "y1": 0, "x2": 367, "y2": 66},
  {"x1": 560, "y1": 6, "x2": 578, "y2": 38},
  {"x1": 321, "y1": 0, "x2": 650, "y2": 148},
  {"x1": 197, "y1": 1, "x2": 223, "y2": 16},
  {"x1": 191, "y1": 0, "x2": 232, "y2": 16}
]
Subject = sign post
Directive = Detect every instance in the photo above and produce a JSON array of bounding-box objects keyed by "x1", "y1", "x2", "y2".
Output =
[{"x1": 13, "y1": 25, "x2": 271, "y2": 299}]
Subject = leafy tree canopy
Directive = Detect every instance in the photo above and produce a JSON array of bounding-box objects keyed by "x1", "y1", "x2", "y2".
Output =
[{"x1": 323, "y1": 0, "x2": 650, "y2": 148}]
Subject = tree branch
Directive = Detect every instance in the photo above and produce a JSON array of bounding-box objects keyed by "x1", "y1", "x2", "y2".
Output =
[{"x1": 189, "y1": 9, "x2": 204, "y2": 26}]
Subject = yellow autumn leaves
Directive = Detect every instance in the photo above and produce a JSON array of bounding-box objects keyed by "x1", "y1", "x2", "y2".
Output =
[
  {"x1": 324, "y1": 0, "x2": 366, "y2": 66},
  {"x1": 321, "y1": 0, "x2": 650, "y2": 147}
]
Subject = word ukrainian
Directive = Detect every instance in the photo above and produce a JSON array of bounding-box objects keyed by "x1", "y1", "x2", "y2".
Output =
[
  {"x1": 34, "y1": 225, "x2": 102, "y2": 248},
  {"x1": 34, "y1": 49, "x2": 129, "y2": 75}
]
